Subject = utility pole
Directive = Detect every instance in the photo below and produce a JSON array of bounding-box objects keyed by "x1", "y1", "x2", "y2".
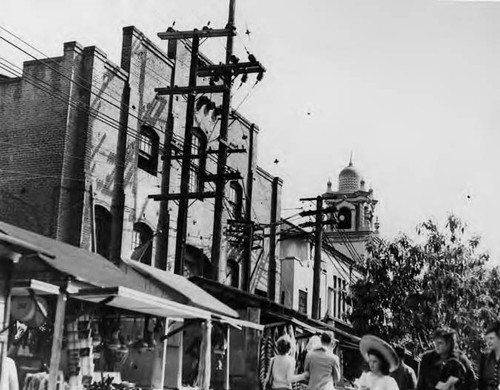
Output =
[
  {"x1": 152, "y1": 0, "x2": 264, "y2": 278},
  {"x1": 268, "y1": 177, "x2": 280, "y2": 301},
  {"x1": 155, "y1": 40, "x2": 177, "y2": 271},
  {"x1": 312, "y1": 196, "x2": 323, "y2": 319},
  {"x1": 152, "y1": 27, "x2": 234, "y2": 275},
  {"x1": 211, "y1": 0, "x2": 236, "y2": 282},
  {"x1": 173, "y1": 35, "x2": 199, "y2": 275},
  {"x1": 300, "y1": 197, "x2": 337, "y2": 319},
  {"x1": 242, "y1": 123, "x2": 255, "y2": 292}
]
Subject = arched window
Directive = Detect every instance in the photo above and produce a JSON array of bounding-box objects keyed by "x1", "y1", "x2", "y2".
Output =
[
  {"x1": 337, "y1": 207, "x2": 352, "y2": 230},
  {"x1": 132, "y1": 222, "x2": 154, "y2": 265},
  {"x1": 189, "y1": 128, "x2": 207, "y2": 193},
  {"x1": 94, "y1": 205, "x2": 112, "y2": 259},
  {"x1": 228, "y1": 181, "x2": 243, "y2": 219},
  {"x1": 226, "y1": 259, "x2": 240, "y2": 288},
  {"x1": 138, "y1": 125, "x2": 159, "y2": 175}
]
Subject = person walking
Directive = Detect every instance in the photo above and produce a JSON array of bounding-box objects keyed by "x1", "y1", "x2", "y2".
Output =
[
  {"x1": 264, "y1": 335, "x2": 308, "y2": 390},
  {"x1": 303, "y1": 332, "x2": 340, "y2": 390},
  {"x1": 416, "y1": 327, "x2": 476, "y2": 390},
  {"x1": 390, "y1": 345, "x2": 417, "y2": 390},
  {"x1": 355, "y1": 335, "x2": 399, "y2": 390},
  {"x1": 478, "y1": 321, "x2": 500, "y2": 390}
]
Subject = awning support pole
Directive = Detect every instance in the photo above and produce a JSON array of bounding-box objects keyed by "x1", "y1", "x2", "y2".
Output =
[
  {"x1": 48, "y1": 290, "x2": 67, "y2": 390},
  {"x1": 204, "y1": 320, "x2": 212, "y2": 390},
  {"x1": 225, "y1": 325, "x2": 230, "y2": 390},
  {"x1": 0, "y1": 261, "x2": 13, "y2": 389},
  {"x1": 159, "y1": 318, "x2": 170, "y2": 390}
]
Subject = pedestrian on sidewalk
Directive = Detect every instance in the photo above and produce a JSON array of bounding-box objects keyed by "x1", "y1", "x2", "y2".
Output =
[
  {"x1": 264, "y1": 335, "x2": 309, "y2": 390},
  {"x1": 478, "y1": 321, "x2": 500, "y2": 390},
  {"x1": 416, "y1": 327, "x2": 476, "y2": 390},
  {"x1": 390, "y1": 344, "x2": 417, "y2": 390},
  {"x1": 355, "y1": 335, "x2": 399, "y2": 390},
  {"x1": 303, "y1": 331, "x2": 340, "y2": 390}
]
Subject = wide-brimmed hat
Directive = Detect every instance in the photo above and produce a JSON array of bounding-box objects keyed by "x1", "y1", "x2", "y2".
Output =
[{"x1": 359, "y1": 335, "x2": 400, "y2": 372}]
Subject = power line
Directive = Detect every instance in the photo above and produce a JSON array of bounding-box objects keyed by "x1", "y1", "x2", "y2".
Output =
[{"x1": 0, "y1": 27, "x2": 240, "y2": 179}]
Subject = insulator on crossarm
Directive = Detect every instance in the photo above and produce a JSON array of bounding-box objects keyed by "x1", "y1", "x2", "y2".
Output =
[
  {"x1": 230, "y1": 55, "x2": 240, "y2": 64},
  {"x1": 241, "y1": 74, "x2": 248, "y2": 84},
  {"x1": 248, "y1": 53, "x2": 257, "y2": 63},
  {"x1": 256, "y1": 71, "x2": 264, "y2": 82}
]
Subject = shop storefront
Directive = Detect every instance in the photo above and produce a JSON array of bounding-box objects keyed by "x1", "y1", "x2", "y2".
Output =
[{"x1": 0, "y1": 221, "x2": 261, "y2": 390}]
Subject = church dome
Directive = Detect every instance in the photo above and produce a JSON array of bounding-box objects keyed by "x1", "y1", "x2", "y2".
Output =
[{"x1": 338, "y1": 161, "x2": 361, "y2": 192}]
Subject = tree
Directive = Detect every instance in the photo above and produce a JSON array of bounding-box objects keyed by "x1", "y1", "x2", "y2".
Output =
[{"x1": 348, "y1": 214, "x2": 493, "y2": 363}]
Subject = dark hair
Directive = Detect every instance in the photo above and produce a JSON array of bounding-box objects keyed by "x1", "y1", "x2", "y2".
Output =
[
  {"x1": 321, "y1": 332, "x2": 332, "y2": 345},
  {"x1": 367, "y1": 348, "x2": 391, "y2": 375},
  {"x1": 433, "y1": 327, "x2": 458, "y2": 352},
  {"x1": 485, "y1": 321, "x2": 500, "y2": 337},
  {"x1": 276, "y1": 337, "x2": 291, "y2": 355},
  {"x1": 394, "y1": 345, "x2": 406, "y2": 359}
]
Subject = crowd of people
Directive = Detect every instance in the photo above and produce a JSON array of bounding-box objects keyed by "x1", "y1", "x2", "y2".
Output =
[{"x1": 264, "y1": 321, "x2": 500, "y2": 390}]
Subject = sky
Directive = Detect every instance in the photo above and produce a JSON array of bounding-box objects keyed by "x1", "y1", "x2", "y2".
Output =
[{"x1": 1, "y1": 0, "x2": 500, "y2": 262}]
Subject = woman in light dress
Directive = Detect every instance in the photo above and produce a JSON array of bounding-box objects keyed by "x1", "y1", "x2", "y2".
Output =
[
  {"x1": 355, "y1": 335, "x2": 400, "y2": 390},
  {"x1": 265, "y1": 335, "x2": 309, "y2": 390}
]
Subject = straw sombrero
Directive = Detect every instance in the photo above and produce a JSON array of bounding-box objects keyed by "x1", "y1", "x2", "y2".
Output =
[{"x1": 359, "y1": 335, "x2": 400, "y2": 372}]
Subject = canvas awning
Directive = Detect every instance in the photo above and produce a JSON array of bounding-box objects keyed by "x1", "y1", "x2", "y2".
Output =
[
  {"x1": 0, "y1": 221, "x2": 145, "y2": 291},
  {"x1": 122, "y1": 258, "x2": 239, "y2": 318},
  {"x1": 264, "y1": 312, "x2": 336, "y2": 339},
  {"x1": 74, "y1": 286, "x2": 212, "y2": 320}
]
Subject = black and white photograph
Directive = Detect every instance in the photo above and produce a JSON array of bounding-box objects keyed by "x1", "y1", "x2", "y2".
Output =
[{"x1": 1, "y1": 1, "x2": 499, "y2": 390}]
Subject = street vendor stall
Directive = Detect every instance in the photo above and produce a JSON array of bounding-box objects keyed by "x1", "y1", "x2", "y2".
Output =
[{"x1": 0, "y1": 221, "x2": 262, "y2": 390}]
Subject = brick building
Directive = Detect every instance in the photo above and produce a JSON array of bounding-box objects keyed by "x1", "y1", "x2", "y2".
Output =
[{"x1": 0, "y1": 26, "x2": 282, "y2": 389}]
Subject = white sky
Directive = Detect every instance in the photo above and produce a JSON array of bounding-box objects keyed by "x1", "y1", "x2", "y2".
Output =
[{"x1": 2, "y1": 0, "x2": 499, "y2": 263}]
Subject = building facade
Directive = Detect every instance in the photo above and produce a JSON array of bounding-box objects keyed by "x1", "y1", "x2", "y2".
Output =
[
  {"x1": 278, "y1": 159, "x2": 380, "y2": 384},
  {"x1": 0, "y1": 26, "x2": 282, "y2": 390}
]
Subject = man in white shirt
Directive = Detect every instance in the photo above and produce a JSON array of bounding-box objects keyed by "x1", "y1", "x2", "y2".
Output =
[
  {"x1": 304, "y1": 332, "x2": 341, "y2": 390},
  {"x1": 1, "y1": 357, "x2": 19, "y2": 390}
]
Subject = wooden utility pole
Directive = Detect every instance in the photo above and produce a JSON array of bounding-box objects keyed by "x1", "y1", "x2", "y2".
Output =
[
  {"x1": 242, "y1": 123, "x2": 255, "y2": 291},
  {"x1": 300, "y1": 197, "x2": 338, "y2": 319},
  {"x1": 211, "y1": 0, "x2": 236, "y2": 282},
  {"x1": 152, "y1": 0, "x2": 264, "y2": 278},
  {"x1": 173, "y1": 35, "x2": 200, "y2": 275},
  {"x1": 312, "y1": 196, "x2": 323, "y2": 319},
  {"x1": 268, "y1": 177, "x2": 280, "y2": 300}
]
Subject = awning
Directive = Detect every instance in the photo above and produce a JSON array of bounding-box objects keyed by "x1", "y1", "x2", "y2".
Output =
[
  {"x1": 123, "y1": 258, "x2": 239, "y2": 319},
  {"x1": 0, "y1": 232, "x2": 55, "y2": 258},
  {"x1": 219, "y1": 316, "x2": 264, "y2": 331},
  {"x1": 265, "y1": 312, "x2": 336, "y2": 339},
  {"x1": 0, "y1": 221, "x2": 145, "y2": 291},
  {"x1": 75, "y1": 286, "x2": 212, "y2": 320}
]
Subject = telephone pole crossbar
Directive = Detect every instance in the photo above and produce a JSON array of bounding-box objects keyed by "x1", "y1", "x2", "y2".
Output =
[
  {"x1": 155, "y1": 85, "x2": 228, "y2": 95},
  {"x1": 158, "y1": 28, "x2": 236, "y2": 40},
  {"x1": 148, "y1": 192, "x2": 216, "y2": 201}
]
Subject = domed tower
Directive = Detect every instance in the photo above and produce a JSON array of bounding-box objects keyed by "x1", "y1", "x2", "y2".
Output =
[
  {"x1": 338, "y1": 160, "x2": 361, "y2": 193},
  {"x1": 322, "y1": 157, "x2": 379, "y2": 261}
]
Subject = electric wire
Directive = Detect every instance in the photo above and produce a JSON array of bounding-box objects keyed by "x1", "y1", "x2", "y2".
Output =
[{"x1": 0, "y1": 28, "x2": 240, "y2": 179}]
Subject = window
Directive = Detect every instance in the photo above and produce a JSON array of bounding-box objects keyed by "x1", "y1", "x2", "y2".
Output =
[
  {"x1": 94, "y1": 205, "x2": 112, "y2": 259},
  {"x1": 281, "y1": 291, "x2": 286, "y2": 305},
  {"x1": 226, "y1": 259, "x2": 240, "y2": 288},
  {"x1": 328, "y1": 287, "x2": 334, "y2": 317},
  {"x1": 333, "y1": 276, "x2": 338, "y2": 318},
  {"x1": 337, "y1": 207, "x2": 352, "y2": 230},
  {"x1": 132, "y1": 222, "x2": 154, "y2": 265},
  {"x1": 342, "y1": 280, "x2": 347, "y2": 317},
  {"x1": 298, "y1": 289, "x2": 308, "y2": 315},
  {"x1": 189, "y1": 128, "x2": 207, "y2": 192},
  {"x1": 138, "y1": 125, "x2": 159, "y2": 175},
  {"x1": 228, "y1": 181, "x2": 243, "y2": 219}
]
